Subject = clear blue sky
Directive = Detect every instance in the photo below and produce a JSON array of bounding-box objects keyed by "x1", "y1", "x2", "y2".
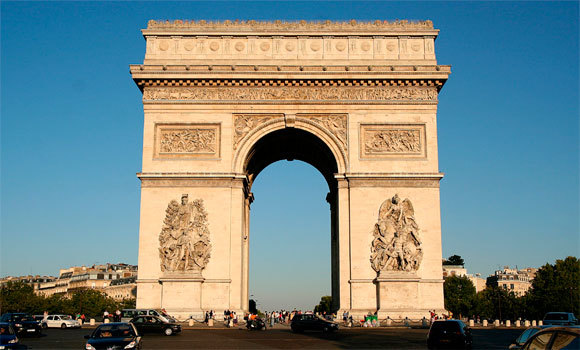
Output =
[{"x1": 1, "y1": 1, "x2": 578, "y2": 312}]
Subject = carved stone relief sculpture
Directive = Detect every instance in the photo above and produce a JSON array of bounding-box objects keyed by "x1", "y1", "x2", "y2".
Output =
[
  {"x1": 233, "y1": 114, "x2": 279, "y2": 149},
  {"x1": 360, "y1": 124, "x2": 425, "y2": 158},
  {"x1": 155, "y1": 124, "x2": 220, "y2": 158},
  {"x1": 159, "y1": 194, "x2": 212, "y2": 275},
  {"x1": 302, "y1": 114, "x2": 347, "y2": 151},
  {"x1": 370, "y1": 194, "x2": 423, "y2": 274}
]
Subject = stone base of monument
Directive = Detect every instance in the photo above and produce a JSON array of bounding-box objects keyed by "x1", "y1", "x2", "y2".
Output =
[
  {"x1": 374, "y1": 271, "x2": 444, "y2": 320},
  {"x1": 159, "y1": 273, "x2": 204, "y2": 320}
]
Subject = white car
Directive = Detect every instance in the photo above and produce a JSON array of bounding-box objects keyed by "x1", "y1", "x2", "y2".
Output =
[{"x1": 42, "y1": 315, "x2": 81, "y2": 329}]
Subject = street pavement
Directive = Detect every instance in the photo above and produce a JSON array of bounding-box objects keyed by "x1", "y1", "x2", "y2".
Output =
[{"x1": 17, "y1": 325, "x2": 522, "y2": 349}]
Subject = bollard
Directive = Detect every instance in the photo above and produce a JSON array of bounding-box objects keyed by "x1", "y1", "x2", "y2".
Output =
[
  {"x1": 506, "y1": 320, "x2": 511, "y2": 327},
  {"x1": 494, "y1": 319, "x2": 500, "y2": 327},
  {"x1": 208, "y1": 318, "x2": 214, "y2": 327},
  {"x1": 532, "y1": 320, "x2": 536, "y2": 326},
  {"x1": 538, "y1": 320, "x2": 543, "y2": 326},
  {"x1": 104, "y1": 318, "x2": 110, "y2": 324},
  {"x1": 524, "y1": 320, "x2": 530, "y2": 327},
  {"x1": 90, "y1": 319, "x2": 95, "y2": 326},
  {"x1": 483, "y1": 320, "x2": 488, "y2": 327},
  {"x1": 188, "y1": 319, "x2": 194, "y2": 326},
  {"x1": 386, "y1": 318, "x2": 392, "y2": 326},
  {"x1": 422, "y1": 318, "x2": 428, "y2": 328},
  {"x1": 469, "y1": 320, "x2": 474, "y2": 327},
  {"x1": 515, "y1": 320, "x2": 520, "y2": 327}
]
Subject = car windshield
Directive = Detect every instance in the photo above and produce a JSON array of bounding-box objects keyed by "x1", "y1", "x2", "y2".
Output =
[
  {"x1": 0, "y1": 325, "x2": 15, "y2": 335},
  {"x1": 545, "y1": 313, "x2": 568, "y2": 320},
  {"x1": 13, "y1": 314, "x2": 34, "y2": 322},
  {"x1": 93, "y1": 324, "x2": 135, "y2": 338},
  {"x1": 431, "y1": 321, "x2": 460, "y2": 333},
  {"x1": 516, "y1": 328, "x2": 540, "y2": 344}
]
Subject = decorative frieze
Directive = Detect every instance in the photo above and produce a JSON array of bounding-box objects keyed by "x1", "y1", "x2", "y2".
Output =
[
  {"x1": 155, "y1": 124, "x2": 220, "y2": 158},
  {"x1": 143, "y1": 86, "x2": 437, "y2": 103},
  {"x1": 360, "y1": 124, "x2": 426, "y2": 158},
  {"x1": 146, "y1": 19, "x2": 434, "y2": 31}
]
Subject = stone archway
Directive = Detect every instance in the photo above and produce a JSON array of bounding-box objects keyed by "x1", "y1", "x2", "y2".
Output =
[{"x1": 131, "y1": 19, "x2": 450, "y2": 319}]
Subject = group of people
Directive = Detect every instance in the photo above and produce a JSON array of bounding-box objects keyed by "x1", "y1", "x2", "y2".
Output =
[
  {"x1": 429, "y1": 310, "x2": 453, "y2": 323},
  {"x1": 103, "y1": 309, "x2": 122, "y2": 322}
]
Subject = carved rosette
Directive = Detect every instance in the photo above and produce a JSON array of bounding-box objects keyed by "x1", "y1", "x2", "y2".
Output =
[
  {"x1": 143, "y1": 86, "x2": 437, "y2": 103},
  {"x1": 159, "y1": 194, "x2": 212, "y2": 275},
  {"x1": 370, "y1": 194, "x2": 423, "y2": 273},
  {"x1": 233, "y1": 114, "x2": 279, "y2": 149}
]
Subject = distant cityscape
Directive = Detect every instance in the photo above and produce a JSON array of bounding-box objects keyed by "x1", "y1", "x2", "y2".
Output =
[
  {"x1": 1, "y1": 262, "x2": 538, "y2": 301},
  {"x1": 0, "y1": 263, "x2": 137, "y2": 301}
]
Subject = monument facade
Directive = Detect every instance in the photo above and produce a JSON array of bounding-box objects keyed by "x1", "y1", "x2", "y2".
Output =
[{"x1": 131, "y1": 19, "x2": 450, "y2": 319}]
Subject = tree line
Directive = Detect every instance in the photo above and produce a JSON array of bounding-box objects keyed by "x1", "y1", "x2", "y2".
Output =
[
  {"x1": 444, "y1": 256, "x2": 580, "y2": 320},
  {"x1": 0, "y1": 281, "x2": 135, "y2": 318}
]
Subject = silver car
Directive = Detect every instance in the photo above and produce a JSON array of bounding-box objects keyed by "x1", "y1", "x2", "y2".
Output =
[{"x1": 43, "y1": 315, "x2": 81, "y2": 329}]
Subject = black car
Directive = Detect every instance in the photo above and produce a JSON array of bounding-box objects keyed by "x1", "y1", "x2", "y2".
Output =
[
  {"x1": 130, "y1": 315, "x2": 181, "y2": 336},
  {"x1": 427, "y1": 319, "x2": 472, "y2": 349},
  {"x1": 0, "y1": 322, "x2": 20, "y2": 349},
  {"x1": 84, "y1": 322, "x2": 142, "y2": 350},
  {"x1": 0, "y1": 313, "x2": 42, "y2": 337},
  {"x1": 291, "y1": 314, "x2": 339, "y2": 333}
]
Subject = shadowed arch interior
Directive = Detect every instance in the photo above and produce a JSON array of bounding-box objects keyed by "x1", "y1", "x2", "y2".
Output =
[{"x1": 244, "y1": 128, "x2": 339, "y2": 191}]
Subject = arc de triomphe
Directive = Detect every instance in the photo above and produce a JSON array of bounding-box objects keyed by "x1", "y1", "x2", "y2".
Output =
[{"x1": 130, "y1": 19, "x2": 450, "y2": 319}]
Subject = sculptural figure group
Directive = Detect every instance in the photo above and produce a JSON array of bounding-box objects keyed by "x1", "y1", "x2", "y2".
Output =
[
  {"x1": 370, "y1": 194, "x2": 423, "y2": 273},
  {"x1": 159, "y1": 194, "x2": 212, "y2": 273}
]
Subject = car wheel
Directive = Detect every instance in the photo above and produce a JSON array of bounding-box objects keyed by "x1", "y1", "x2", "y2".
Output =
[
  {"x1": 61, "y1": 323, "x2": 67, "y2": 329},
  {"x1": 164, "y1": 327, "x2": 173, "y2": 336}
]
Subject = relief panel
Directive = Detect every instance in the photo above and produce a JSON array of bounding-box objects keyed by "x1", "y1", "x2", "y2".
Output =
[
  {"x1": 154, "y1": 123, "x2": 220, "y2": 159},
  {"x1": 360, "y1": 124, "x2": 426, "y2": 159}
]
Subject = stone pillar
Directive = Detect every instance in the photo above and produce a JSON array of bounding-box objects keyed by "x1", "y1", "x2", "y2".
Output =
[
  {"x1": 104, "y1": 318, "x2": 110, "y2": 324},
  {"x1": 515, "y1": 320, "x2": 520, "y2": 327},
  {"x1": 524, "y1": 320, "x2": 530, "y2": 327},
  {"x1": 188, "y1": 319, "x2": 194, "y2": 326},
  {"x1": 336, "y1": 178, "x2": 351, "y2": 312},
  {"x1": 469, "y1": 319, "x2": 474, "y2": 327},
  {"x1": 90, "y1": 319, "x2": 95, "y2": 326},
  {"x1": 538, "y1": 320, "x2": 543, "y2": 326},
  {"x1": 494, "y1": 319, "x2": 500, "y2": 327},
  {"x1": 482, "y1": 319, "x2": 488, "y2": 327},
  {"x1": 532, "y1": 320, "x2": 536, "y2": 326},
  {"x1": 506, "y1": 320, "x2": 511, "y2": 327}
]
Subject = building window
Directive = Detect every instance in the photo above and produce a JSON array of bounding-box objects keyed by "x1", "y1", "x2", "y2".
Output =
[{"x1": 510, "y1": 284, "x2": 514, "y2": 289}]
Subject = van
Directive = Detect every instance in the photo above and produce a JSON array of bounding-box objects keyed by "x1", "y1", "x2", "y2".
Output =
[{"x1": 121, "y1": 309, "x2": 176, "y2": 323}]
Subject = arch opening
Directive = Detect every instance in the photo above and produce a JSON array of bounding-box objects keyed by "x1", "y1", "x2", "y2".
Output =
[
  {"x1": 243, "y1": 128, "x2": 341, "y2": 312},
  {"x1": 244, "y1": 128, "x2": 339, "y2": 192}
]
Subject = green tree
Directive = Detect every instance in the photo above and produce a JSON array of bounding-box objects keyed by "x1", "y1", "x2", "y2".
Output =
[
  {"x1": 444, "y1": 276, "x2": 476, "y2": 318},
  {"x1": 0, "y1": 281, "x2": 43, "y2": 314},
  {"x1": 526, "y1": 256, "x2": 580, "y2": 319},
  {"x1": 473, "y1": 286, "x2": 520, "y2": 321},
  {"x1": 313, "y1": 296, "x2": 333, "y2": 314},
  {"x1": 443, "y1": 255, "x2": 465, "y2": 266}
]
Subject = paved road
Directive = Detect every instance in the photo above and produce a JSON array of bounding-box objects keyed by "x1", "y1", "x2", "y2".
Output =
[{"x1": 17, "y1": 327, "x2": 522, "y2": 349}]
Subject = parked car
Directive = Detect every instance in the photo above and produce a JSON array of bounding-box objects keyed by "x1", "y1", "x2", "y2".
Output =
[
  {"x1": 521, "y1": 326, "x2": 579, "y2": 350},
  {"x1": 427, "y1": 319, "x2": 472, "y2": 349},
  {"x1": 84, "y1": 322, "x2": 141, "y2": 350},
  {"x1": 543, "y1": 313, "x2": 579, "y2": 326},
  {"x1": 509, "y1": 326, "x2": 555, "y2": 350},
  {"x1": 121, "y1": 309, "x2": 176, "y2": 323},
  {"x1": 0, "y1": 323, "x2": 19, "y2": 349},
  {"x1": 130, "y1": 315, "x2": 181, "y2": 336},
  {"x1": 0, "y1": 313, "x2": 42, "y2": 337},
  {"x1": 43, "y1": 314, "x2": 81, "y2": 329},
  {"x1": 291, "y1": 313, "x2": 339, "y2": 333}
]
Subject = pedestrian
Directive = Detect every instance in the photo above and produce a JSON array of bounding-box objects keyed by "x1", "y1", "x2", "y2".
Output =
[
  {"x1": 103, "y1": 310, "x2": 109, "y2": 322},
  {"x1": 115, "y1": 309, "x2": 121, "y2": 322}
]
